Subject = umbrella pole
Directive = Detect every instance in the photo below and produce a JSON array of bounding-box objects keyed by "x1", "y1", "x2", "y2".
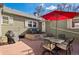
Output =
[{"x1": 56, "y1": 20, "x2": 58, "y2": 39}]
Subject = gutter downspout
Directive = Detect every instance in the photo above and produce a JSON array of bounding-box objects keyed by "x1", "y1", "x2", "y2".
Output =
[{"x1": 0, "y1": 7, "x2": 3, "y2": 37}]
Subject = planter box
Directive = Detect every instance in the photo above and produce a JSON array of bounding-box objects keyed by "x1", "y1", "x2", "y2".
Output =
[{"x1": 25, "y1": 34, "x2": 46, "y2": 40}]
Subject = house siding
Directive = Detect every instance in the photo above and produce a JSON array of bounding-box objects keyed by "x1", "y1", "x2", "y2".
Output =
[
  {"x1": 0, "y1": 6, "x2": 43, "y2": 43},
  {"x1": 46, "y1": 18, "x2": 79, "y2": 39},
  {"x1": 1, "y1": 13, "x2": 42, "y2": 37},
  {"x1": 2, "y1": 14, "x2": 26, "y2": 36}
]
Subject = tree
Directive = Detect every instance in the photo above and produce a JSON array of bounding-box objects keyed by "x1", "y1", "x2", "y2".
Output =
[
  {"x1": 34, "y1": 4, "x2": 45, "y2": 16},
  {"x1": 57, "y1": 3, "x2": 67, "y2": 11},
  {"x1": 57, "y1": 3, "x2": 74, "y2": 12}
]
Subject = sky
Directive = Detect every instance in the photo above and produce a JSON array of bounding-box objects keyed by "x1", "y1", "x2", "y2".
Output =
[
  {"x1": 4, "y1": 3, "x2": 56, "y2": 15},
  {"x1": 4, "y1": 3, "x2": 79, "y2": 15}
]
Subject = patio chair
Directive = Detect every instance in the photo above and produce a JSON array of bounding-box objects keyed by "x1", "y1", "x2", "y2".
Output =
[
  {"x1": 42, "y1": 39, "x2": 55, "y2": 55},
  {"x1": 57, "y1": 38, "x2": 75, "y2": 55},
  {"x1": 46, "y1": 33, "x2": 54, "y2": 37},
  {"x1": 58, "y1": 34, "x2": 67, "y2": 41}
]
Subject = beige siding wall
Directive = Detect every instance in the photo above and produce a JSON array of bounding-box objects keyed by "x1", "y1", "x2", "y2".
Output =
[
  {"x1": 46, "y1": 17, "x2": 79, "y2": 39},
  {"x1": 1, "y1": 13, "x2": 42, "y2": 37},
  {"x1": 1, "y1": 14, "x2": 26, "y2": 36}
]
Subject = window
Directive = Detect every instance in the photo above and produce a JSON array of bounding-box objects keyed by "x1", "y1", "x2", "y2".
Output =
[
  {"x1": 67, "y1": 19, "x2": 79, "y2": 29},
  {"x1": 25, "y1": 20, "x2": 38, "y2": 28},
  {"x1": 33, "y1": 22, "x2": 37, "y2": 27},
  {"x1": 72, "y1": 19, "x2": 79, "y2": 28},
  {"x1": 3, "y1": 15, "x2": 14, "y2": 24},
  {"x1": 3, "y1": 16, "x2": 9, "y2": 24},
  {"x1": 28, "y1": 20, "x2": 38, "y2": 28},
  {"x1": 28, "y1": 21, "x2": 32, "y2": 27}
]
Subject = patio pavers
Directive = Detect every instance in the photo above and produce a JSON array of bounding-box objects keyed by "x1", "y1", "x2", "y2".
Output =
[
  {"x1": 20, "y1": 38, "x2": 79, "y2": 55},
  {"x1": 0, "y1": 41, "x2": 34, "y2": 55},
  {"x1": 71, "y1": 39, "x2": 79, "y2": 55},
  {"x1": 21, "y1": 39, "x2": 44, "y2": 55},
  {"x1": 0, "y1": 38, "x2": 79, "y2": 55}
]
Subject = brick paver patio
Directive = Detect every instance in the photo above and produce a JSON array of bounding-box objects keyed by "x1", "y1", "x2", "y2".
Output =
[
  {"x1": 21, "y1": 38, "x2": 79, "y2": 55},
  {"x1": 0, "y1": 38, "x2": 79, "y2": 55}
]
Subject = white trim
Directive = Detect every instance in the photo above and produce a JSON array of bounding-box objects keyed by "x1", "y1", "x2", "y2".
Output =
[
  {"x1": 67, "y1": 19, "x2": 79, "y2": 29},
  {"x1": 0, "y1": 24, "x2": 2, "y2": 37},
  {"x1": 25, "y1": 20, "x2": 38, "y2": 28},
  {"x1": 2, "y1": 15, "x2": 10, "y2": 24},
  {"x1": 0, "y1": 16, "x2": 3, "y2": 24},
  {"x1": 25, "y1": 20, "x2": 28, "y2": 28},
  {"x1": 0, "y1": 8, "x2": 3, "y2": 24},
  {"x1": 67, "y1": 19, "x2": 72, "y2": 29},
  {"x1": 2, "y1": 15, "x2": 14, "y2": 24},
  {"x1": 8, "y1": 16, "x2": 14, "y2": 24},
  {"x1": 0, "y1": 8, "x2": 2, "y2": 36},
  {"x1": 42, "y1": 21, "x2": 46, "y2": 32}
]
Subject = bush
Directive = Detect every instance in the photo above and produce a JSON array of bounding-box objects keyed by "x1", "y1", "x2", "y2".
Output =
[{"x1": 26, "y1": 28, "x2": 42, "y2": 34}]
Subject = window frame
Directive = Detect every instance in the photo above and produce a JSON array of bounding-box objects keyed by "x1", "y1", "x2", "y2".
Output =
[
  {"x1": 27, "y1": 20, "x2": 38, "y2": 28},
  {"x1": 2, "y1": 15, "x2": 14, "y2": 24},
  {"x1": 3, "y1": 15, "x2": 9, "y2": 24},
  {"x1": 67, "y1": 18, "x2": 79, "y2": 29},
  {"x1": 28, "y1": 20, "x2": 38, "y2": 28}
]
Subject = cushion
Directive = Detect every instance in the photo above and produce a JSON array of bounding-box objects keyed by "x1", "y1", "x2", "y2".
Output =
[
  {"x1": 43, "y1": 44, "x2": 55, "y2": 51},
  {"x1": 57, "y1": 43, "x2": 68, "y2": 50}
]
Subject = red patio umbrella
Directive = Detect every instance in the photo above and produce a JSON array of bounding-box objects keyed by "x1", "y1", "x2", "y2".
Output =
[{"x1": 41, "y1": 10, "x2": 79, "y2": 38}]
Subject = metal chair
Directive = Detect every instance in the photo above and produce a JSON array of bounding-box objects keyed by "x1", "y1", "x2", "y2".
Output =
[
  {"x1": 57, "y1": 38, "x2": 75, "y2": 55},
  {"x1": 58, "y1": 34, "x2": 66, "y2": 41},
  {"x1": 42, "y1": 39, "x2": 55, "y2": 55},
  {"x1": 46, "y1": 33, "x2": 55, "y2": 37}
]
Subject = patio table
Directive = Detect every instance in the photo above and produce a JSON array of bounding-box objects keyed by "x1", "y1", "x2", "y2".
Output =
[
  {"x1": 44, "y1": 37, "x2": 65, "y2": 44},
  {"x1": 43, "y1": 37, "x2": 65, "y2": 54}
]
